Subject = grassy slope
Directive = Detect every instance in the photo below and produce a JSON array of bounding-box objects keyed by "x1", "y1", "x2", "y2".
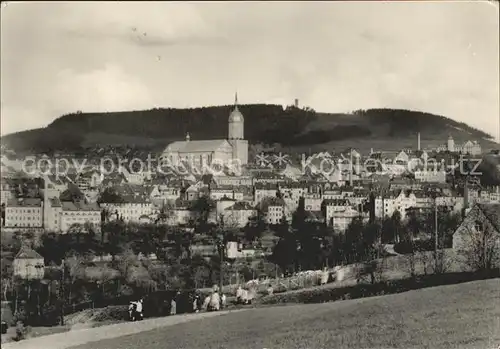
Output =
[{"x1": 71, "y1": 279, "x2": 500, "y2": 349}]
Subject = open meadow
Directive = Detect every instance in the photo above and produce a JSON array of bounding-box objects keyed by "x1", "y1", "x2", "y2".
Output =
[{"x1": 70, "y1": 278, "x2": 500, "y2": 349}]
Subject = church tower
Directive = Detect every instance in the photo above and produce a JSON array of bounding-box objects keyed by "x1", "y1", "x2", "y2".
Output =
[
  {"x1": 228, "y1": 93, "x2": 244, "y2": 140},
  {"x1": 227, "y1": 93, "x2": 248, "y2": 165}
]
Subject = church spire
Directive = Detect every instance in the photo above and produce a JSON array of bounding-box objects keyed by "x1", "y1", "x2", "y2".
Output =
[{"x1": 234, "y1": 92, "x2": 239, "y2": 109}]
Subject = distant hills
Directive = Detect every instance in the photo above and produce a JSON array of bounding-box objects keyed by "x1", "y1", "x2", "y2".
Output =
[{"x1": 1, "y1": 105, "x2": 497, "y2": 155}]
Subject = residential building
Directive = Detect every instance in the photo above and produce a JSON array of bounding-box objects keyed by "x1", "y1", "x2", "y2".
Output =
[
  {"x1": 414, "y1": 169, "x2": 447, "y2": 183},
  {"x1": 59, "y1": 200, "x2": 101, "y2": 233},
  {"x1": 374, "y1": 189, "x2": 417, "y2": 219},
  {"x1": 4, "y1": 198, "x2": 43, "y2": 228},
  {"x1": 100, "y1": 185, "x2": 155, "y2": 223},
  {"x1": 220, "y1": 201, "x2": 256, "y2": 227},
  {"x1": 254, "y1": 183, "x2": 278, "y2": 205},
  {"x1": 452, "y1": 203, "x2": 500, "y2": 251},
  {"x1": 436, "y1": 136, "x2": 482, "y2": 155},
  {"x1": 13, "y1": 246, "x2": 45, "y2": 280},
  {"x1": 0, "y1": 178, "x2": 14, "y2": 205},
  {"x1": 213, "y1": 175, "x2": 252, "y2": 187},
  {"x1": 304, "y1": 193, "x2": 322, "y2": 211},
  {"x1": 210, "y1": 186, "x2": 244, "y2": 201},
  {"x1": 44, "y1": 197, "x2": 63, "y2": 231},
  {"x1": 259, "y1": 197, "x2": 286, "y2": 224}
]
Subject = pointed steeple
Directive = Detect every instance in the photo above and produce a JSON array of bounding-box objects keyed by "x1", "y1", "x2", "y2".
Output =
[{"x1": 234, "y1": 92, "x2": 239, "y2": 110}]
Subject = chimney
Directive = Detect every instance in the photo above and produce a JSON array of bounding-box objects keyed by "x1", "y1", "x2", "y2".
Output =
[
  {"x1": 417, "y1": 132, "x2": 421, "y2": 151},
  {"x1": 294, "y1": 98, "x2": 299, "y2": 108}
]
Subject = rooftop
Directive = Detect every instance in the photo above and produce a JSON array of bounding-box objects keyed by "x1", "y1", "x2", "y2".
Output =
[
  {"x1": 7, "y1": 198, "x2": 42, "y2": 207},
  {"x1": 61, "y1": 200, "x2": 100, "y2": 211},
  {"x1": 15, "y1": 246, "x2": 44, "y2": 260}
]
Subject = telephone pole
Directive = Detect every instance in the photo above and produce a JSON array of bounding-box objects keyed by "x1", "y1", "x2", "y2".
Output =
[{"x1": 60, "y1": 259, "x2": 65, "y2": 326}]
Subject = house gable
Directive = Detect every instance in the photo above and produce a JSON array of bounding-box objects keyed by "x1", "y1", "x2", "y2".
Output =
[{"x1": 452, "y1": 204, "x2": 500, "y2": 251}]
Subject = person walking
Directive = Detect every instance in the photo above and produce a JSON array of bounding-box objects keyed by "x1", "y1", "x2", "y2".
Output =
[
  {"x1": 170, "y1": 296, "x2": 177, "y2": 315},
  {"x1": 135, "y1": 298, "x2": 144, "y2": 321},
  {"x1": 128, "y1": 301, "x2": 137, "y2": 321},
  {"x1": 193, "y1": 294, "x2": 200, "y2": 313},
  {"x1": 209, "y1": 290, "x2": 221, "y2": 311}
]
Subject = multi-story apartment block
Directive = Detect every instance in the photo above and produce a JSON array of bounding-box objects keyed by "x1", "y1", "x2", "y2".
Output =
[
  {"x1": 213, "y1": 175, "x2": 253, "y2": 187},
  {"x1": 259, "y1": 197, "x2": 286, "y2": 225},
  {"x1": 328, "y1": 206, "x2": 368, "y2": 232},
  {"x1": 0, "y1": 178, "x2": 14, "y2": 205},
  {"x1": 374, "y1": 189, "x2": 417, "y2": 219},
  {"x1": 59, "y1": 200, "x2": 101, "y2": 233},
  {"x1": 414, "y1": 169, "x2": 447, "y2": 183},
  {"x1": 304, "y1": 193, "x2": 322, "y2": 211},
  {"x1": 254, "y1": 183, "x2": 278, "y2": 205},
  {"x1": 280, "y1": 183, "x2": 307, "y2": 213},
  {"x1": 44, "y1": 197, "x2": 63, "y2": 231},
  {"x1": 220, "y1": 201, "x2": 256, "y2": 228},
  {"x1": 100, "y1": 185, "x2": 155, "y2": 222},
  {"x1": 210, "y1": 186, "x2": 244, "y2": 201},
  {"x1": 4, "y1": 198, "x2": 43, "y2": 228}
]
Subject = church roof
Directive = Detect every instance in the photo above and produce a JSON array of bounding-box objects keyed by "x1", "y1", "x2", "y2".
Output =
[{"x1": 164, "y1": 139, "x2": 231, "y2": 153}]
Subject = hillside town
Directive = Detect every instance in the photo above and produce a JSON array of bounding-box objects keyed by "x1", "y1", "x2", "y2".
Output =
[
  {"x1": 1, "y1": 98, "x2": 499, "y2": 236},
  {"x1": 1, "y1": 97, "x2": 499, "y2": 344}
]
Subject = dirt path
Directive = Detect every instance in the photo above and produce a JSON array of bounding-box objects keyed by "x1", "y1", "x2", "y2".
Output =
[{"x1": 2, "y1": 309, "x2": 248, "y2": 349}]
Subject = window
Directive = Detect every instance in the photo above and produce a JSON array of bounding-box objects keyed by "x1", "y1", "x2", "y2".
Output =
[{"x1": 474, "y1": 221, "x2": 483, "y2": 233}]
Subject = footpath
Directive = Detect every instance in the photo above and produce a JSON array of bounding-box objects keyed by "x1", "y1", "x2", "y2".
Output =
[{"x1": 3, "y1": 309, "x2": 247, "y2": 349}]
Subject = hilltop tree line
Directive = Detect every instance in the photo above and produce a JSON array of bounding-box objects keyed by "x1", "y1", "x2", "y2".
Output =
[
  {"x1": 5, "y1": 104, "x2": 495, "y2": 154},
  {"x1": 353, "y1": 108, "x2": 493, "y2": 139}
]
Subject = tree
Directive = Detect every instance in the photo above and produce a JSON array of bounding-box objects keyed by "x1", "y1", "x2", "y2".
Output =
[
  {"x1": 64, "y1": 254, "x2": 86, "y2": 304},
  {"x1": 115, "y1": 247, "x2": 139, "y2": 283},
  {"x1": 156, "y1": 202, "x2": 174, "y2": 224},
  {"x1": 270, "y1": 232, "x2": 297, "y2": 275},
  {"x1": 400, "y1": 227, "x2": 418, "y2": 278},
  {"x1": 191, "y1": 196, "x2": 215, "y2": 227},
  {"x1": 97, "y1": 188, "x2": 124, "y2": 204},
  {"x1": 243, "y1": 214, "x2": 266, "y2": 242},
  {"x1": 390, "y1": 211, "x2": 403, "y2": 243},
  {"x1": 406, "y1": 210, "x2": 423, "y2": 239}
]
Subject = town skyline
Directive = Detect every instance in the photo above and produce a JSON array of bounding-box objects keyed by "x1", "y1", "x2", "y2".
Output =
[{"x1": 1, "y1": 1, "x2": 499, "y2": 141}]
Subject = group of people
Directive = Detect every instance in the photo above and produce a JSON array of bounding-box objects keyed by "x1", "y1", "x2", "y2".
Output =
[
  {"x1": 128, "y1": 285, "x2": 232, "y2": 322},
  {"x1": 200, "y1": 285, "x2": 227, "y2": 312},
  {"x1": 128, "y1": 298, "x2": 144, "y2": 321}
]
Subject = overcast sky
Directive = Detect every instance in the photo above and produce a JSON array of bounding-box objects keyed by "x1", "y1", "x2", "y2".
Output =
[{"x1": 1, "y1": 1, "x2": 499, "y2": 141}]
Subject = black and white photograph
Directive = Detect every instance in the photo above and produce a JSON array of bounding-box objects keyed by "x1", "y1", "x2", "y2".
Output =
[{"x1": 1, "y1": 1, "x2": 499, "y2": 348}]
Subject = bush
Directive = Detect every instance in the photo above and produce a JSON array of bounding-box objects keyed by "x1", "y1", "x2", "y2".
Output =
[
  {"x1": 92, "y1": 305, "x2": 129, "y2": 322},
  {"x1": 394, "y1": 240, "x2": 434, "y2": 254},
  {"x1": 260, "y1": 270, "x2": 499, "y2": 306},
  {"x1": 13, "y1": 321, "x2": 30, "y2": 342},
  {"x1": 11, "y1": 310, "x2": 27, "y2": 326}
]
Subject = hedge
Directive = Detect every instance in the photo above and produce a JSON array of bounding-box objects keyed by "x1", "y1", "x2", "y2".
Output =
[{"x1": 259, "y1": 270, "x2": 500, "y2": 305}]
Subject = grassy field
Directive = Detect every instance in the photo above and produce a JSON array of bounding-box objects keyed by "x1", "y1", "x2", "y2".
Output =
[{"x1": 70, "y1": 278, "x2": 500, "y2": 349}]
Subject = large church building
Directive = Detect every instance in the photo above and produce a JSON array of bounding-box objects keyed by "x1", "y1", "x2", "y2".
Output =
[{"x1": 160, "y1": 94, "x2": 249, "y2": 167}]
